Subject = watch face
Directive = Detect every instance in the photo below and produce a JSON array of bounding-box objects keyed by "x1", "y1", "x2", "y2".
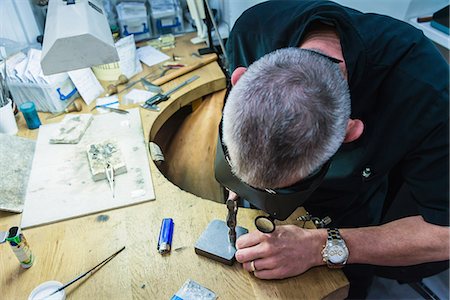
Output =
[{"x1": 327, "y1": 244, "x2": 348, "y2": 264}]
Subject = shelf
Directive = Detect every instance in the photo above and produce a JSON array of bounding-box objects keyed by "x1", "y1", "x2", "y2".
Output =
[{"x1": 408, "y1": 18, "x2": 449, "y2": 49}]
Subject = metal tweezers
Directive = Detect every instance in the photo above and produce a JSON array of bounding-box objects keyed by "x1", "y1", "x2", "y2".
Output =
[
  {"x1": 93, "y1": 105, "x2": 129, "y2": 114},
  {"x1": 105, "y1": 162, "x2": 115, "y2": 198}
]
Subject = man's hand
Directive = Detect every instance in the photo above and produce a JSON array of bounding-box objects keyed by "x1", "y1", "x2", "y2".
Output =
[
  {"x1": 227, "y1": 190, "x2": 239, "y2": 201},
  {"x1": 235, "y1": 225, "x2": 327, "y2": 279}
]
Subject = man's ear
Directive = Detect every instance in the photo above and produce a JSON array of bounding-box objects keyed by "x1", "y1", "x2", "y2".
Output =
[
  {"x1": 231, "y1": 67, "x2": 247, "y2": 86},
  {"x1": 343, "y1": 119, "x2": 364, "y2": 143}
]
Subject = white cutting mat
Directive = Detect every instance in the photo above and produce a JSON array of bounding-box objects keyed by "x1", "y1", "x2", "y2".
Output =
[{"x1": 21, "y1": 108, "x2": 155, "y2": 228}]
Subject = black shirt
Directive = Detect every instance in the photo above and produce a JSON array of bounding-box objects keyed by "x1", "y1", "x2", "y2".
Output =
[{"x1": 226, "y1": 0, "x2": 449, "y2": 227}]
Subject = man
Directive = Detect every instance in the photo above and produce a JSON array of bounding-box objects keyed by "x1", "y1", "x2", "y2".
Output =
[{"x1": 221, "y1": 1, "x2": 449, "y2": 298}]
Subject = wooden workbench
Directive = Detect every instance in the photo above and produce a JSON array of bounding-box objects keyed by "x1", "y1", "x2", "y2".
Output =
[{"x1": 0, "y1": 33, "x2": 348, "y2": 299}]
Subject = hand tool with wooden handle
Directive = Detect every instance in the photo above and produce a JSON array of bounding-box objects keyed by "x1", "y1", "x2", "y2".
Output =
[
  {"x1": 105, "y1": 74, "x2": 129, "y2": 96},
  {"x1": 46, "y1": 98, "x2": 83, "y2": 119}
]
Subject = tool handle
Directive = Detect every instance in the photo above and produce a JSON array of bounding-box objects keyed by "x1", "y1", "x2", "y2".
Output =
[
  {"x1": 151, "y1": 54, "x2": 217, "y2": 86},
  {"x1": 106, "y1": 84, "x2": 118, "y2": 96},
  {"x1": 116, "y1": 74, "x2": 129, "y2": 85},
  {"x1": 65, "y1": 99, "x2": 83, "y2": 113}
]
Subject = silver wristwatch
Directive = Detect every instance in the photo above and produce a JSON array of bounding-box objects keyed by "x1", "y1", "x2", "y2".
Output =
[{"x1": 321, "y1": 228, "x2": 349, "y2": 268}]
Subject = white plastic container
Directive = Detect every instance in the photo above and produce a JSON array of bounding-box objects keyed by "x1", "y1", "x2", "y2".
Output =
[
  {"x1": 28, "y1": 281, "x2": 66, "y2": 300},
  {"x1": 150, "y1": 0, "x2": 184, "y2": 35},
  {"x1": 8, "y1": 79, "x2": 77, "y2": 113},
  {"x1": 116, "y1": 2, "x2": 152, "y2": 41},
  {"x1": 0, "y1": 100, "x2": 18, "y2": 135},
  {"x1": 118, "y1": 16, "x2": 152, "y2": 41}
]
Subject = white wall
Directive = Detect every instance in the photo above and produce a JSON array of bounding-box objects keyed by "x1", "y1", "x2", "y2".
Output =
[
  {"x1": 0, "y1": 0, "x2": 42, "y2": 47},
  {"x1": 222, "y1": 0, "x2": 267, "y2": 31},
  {"x1": 221, "y1": 0, "x2": 449, "y2": 34},
  {"x1": 332, "y1": 0, "x2": 448, "y2": 20}
]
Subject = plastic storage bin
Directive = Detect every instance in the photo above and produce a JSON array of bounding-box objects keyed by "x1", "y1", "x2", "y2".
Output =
[
  {"x1": 119, "y1": 16, "x2": 151, "y2": 41},
  {"x1": 8, "y1": 78, "x2": 78, "y2": 113},
  {"x1": 149, "y1": 0, "x2": 184, "y2": 35},
  {"x1": 116, "y1": 2, "x2": 152, "y2": 41}
]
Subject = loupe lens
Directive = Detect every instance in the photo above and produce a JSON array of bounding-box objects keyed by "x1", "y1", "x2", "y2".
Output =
[{"x1": 255, "y1": 216, "x2": 276, "y2": 233}]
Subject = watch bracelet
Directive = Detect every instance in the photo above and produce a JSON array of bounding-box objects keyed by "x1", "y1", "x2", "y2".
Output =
[{"x1": 322, "y1": 228, "x2": 347, "y2": 268}]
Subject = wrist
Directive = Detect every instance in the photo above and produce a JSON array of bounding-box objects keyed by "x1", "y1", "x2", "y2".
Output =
[{"x1": 307, "y1": 228, "x2": 328, "y2": 266}]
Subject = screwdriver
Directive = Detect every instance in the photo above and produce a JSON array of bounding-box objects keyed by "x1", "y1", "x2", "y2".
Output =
[
  {"x1": 105, "y1": 74, "x2": 129, "y2": 96},
  {"x1": 47, "y1": 98, "x2": 83, "y2": 119},
  {"x1": 142, "y1": 75, "x2": 200, "y2": 111}
]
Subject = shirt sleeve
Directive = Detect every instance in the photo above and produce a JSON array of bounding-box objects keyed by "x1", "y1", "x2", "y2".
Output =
[{"x1": 401, "y1": 109, "x2": 449, "y2": 226}]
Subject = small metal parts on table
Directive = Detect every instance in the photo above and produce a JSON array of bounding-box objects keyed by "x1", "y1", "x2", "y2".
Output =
[
  {"x1": 141, "y1": 75, "x2": 200, "y2": 111},
  {"x1": 86, "y1": 140, "x2": 127, "y2": 193}
]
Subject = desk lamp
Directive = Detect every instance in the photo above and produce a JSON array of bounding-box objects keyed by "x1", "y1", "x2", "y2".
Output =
[{"x1": 40, "y1": 0, "x2": 119, "y2": 75}]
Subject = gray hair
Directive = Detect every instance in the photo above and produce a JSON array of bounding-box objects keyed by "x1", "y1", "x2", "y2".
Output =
[{"x1": 222, "y1": 47, "x2": 351, "y2": 188}]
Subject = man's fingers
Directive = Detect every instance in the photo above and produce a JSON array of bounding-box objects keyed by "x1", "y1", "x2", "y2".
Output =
[
  {"x1": 235, "y1": 242, "x2": 267, "y2": 263},
  {"x1": 253, "y1": 269, "x2": 284, "y2": 280},
  {"x1": 242, "y1": 257, "x2": 277, "y2": 272},
  {"x1": 236, "y1": 230, "x2": 263, "y2": 249},
  {"x1": 227, "y1": 190, "x2": 239, "y2": 201}
]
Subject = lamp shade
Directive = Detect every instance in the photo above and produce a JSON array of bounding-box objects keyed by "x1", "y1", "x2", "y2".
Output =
[{"x1": 41, "y1": 0, "x2": 119, "y2": 75}]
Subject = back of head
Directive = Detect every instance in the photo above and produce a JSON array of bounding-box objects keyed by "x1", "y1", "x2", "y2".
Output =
[{"x1": 222, "y1": 48, "x2": 351, "y2": 189}]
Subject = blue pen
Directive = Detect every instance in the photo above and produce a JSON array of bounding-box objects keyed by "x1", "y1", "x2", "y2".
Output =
[{"x1": 158, "y1": 218, "x2": 174, "y2": 254}]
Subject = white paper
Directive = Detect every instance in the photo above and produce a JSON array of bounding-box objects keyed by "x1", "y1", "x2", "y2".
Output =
[
  {"x1": 115, "y1": 35, "x2": 141, "y2": 79},
  {"x1": 13, "y1": 55, "x2": 29, "y2": 82},
  {"x1": 5, "y1": 52, "x2": 27, "y2": 81},
  {"x1": 24, "y1": 48, "x2": 42, "y2": 83},
  {"x1": 96, "y1": 95, "x2": 119, "y2": 113},
  {"x1": 136, "y1": 45, "x2": 170, "y2": 67},
  {"x1": 45, "y1": 72, "x2": 70, "y2": 86},
  {"x1": 134, "y1": 55, "x2": 143, "y2": 76},
  {"x1": 123, "y1": 88, "x2": 156, "y2": 105},
  {"x1": 68, "y1": 68, "x2": 104, "y2": 105}
]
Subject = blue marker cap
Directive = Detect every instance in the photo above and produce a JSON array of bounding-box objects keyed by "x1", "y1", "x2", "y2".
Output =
[{"x1": 158, "y1": 218, "x2": 174, "y2": 254}]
